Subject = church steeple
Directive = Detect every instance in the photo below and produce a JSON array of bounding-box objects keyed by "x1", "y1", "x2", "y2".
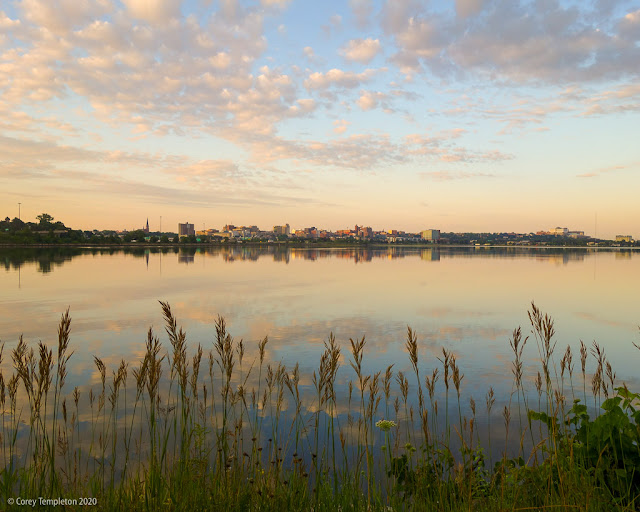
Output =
[{"x1": 145, "y1": 218, "x2": 149, "y2": 234}]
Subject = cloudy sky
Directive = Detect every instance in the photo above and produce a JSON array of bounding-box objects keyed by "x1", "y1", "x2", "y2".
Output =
[{"x1": 1, "y1": 0, "x2": 639, "y2": 237}]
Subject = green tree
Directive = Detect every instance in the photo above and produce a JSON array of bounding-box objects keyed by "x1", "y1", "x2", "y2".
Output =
[{"x1": 37, "y1": 213, "x2": 54, "y2": 226}]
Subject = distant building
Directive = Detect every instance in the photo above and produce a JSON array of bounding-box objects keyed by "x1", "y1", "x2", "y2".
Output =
[
  {"x1": 178, "y1": 222, "x2": 195, "y2": 237},
  {"x1": 549, "y1": 227, "x2": 568, "y2": 236},
  {"x1": 615, "y1": 235, "x2": 634, "y2": 242},
  {"x1": 273, "y1": 224, "x2": 291, "y2": 236},
  {"x1": 196, "y1": 228, "x2": 219, "y2": 236},
  {"x1": 421, "y1": 229, "x2": 440, "y2": 241},
  {"x1": 358, "y1": 226, "x2": 373, "y2": 238},
  {"x1": 144, "y1": 218, "x2": 150, "y2": 234}
]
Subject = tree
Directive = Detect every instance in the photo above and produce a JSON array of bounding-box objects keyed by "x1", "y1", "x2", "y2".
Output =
[
  {"x1": 10, "y1": 218, "x2": 26, "y2": 232},
  {"x1": 37, "y1": 213, "x2": 54, "y2": 225}
]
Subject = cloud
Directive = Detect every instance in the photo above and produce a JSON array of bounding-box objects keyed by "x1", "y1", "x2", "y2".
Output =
[
  {"x1": 3, "y1": 0, "x2": 637, "y2": 204},
  {"x1": 54, "y1": 169, "x2": 316, "y2": 208},
  {"x1": 321, "y1": 13, "x2": 343, "y2": 37},
  {"x1": 333, "y1": 119, "x2": 350, "y2": 134},
  {"x1": 19, "y1": 0, "x2": 112, "y2": 34},
  {"x1": 382, "y1": 0, "x2": 640, "y2": 83},
  {"x1": 165, "y1": 159, "x2": 244, "y2": 183},
  {"x1": 420, "y1": 170, "x2": 496, "y2": 181},
  {"x1": 619, "y1": 9, "x2": 640, "y2": 39},
  {"x1": 455, "y1": 0, "x2": 485, "y2": 19},
  {"x1": 246, "y1": 132, "x2": 406, "y2": 170},
  {"x1": 0, "y1": 133, "x2": 310, "y2": 206},
  {"x1": 260, "y1": 0, "x2": 292, "y2": 7},
  {"x1": 576, "y1": 162, "x2": 638, "y2": 178},
  {"x1": 1, "y1": 1, "x2": 298, "y2": 147},
  {"x1": 0, "y1": 134, "x2": 99, "y2": 177},
  {"x1": 293, "y1": 98, "x2": 317, "y2": 113},
  {"x1": 340, "y1": 38, "x2": 381, "y2": 64},
  {"x1": 404, "y1": 130, "x2": 512, "y2": 163},
  {"x1": 121, "y1": 0, "x2": 181, "y2": 24},
  {"x1": 304, "y1": 68, "x2": 380, "y2": 90},
  {"x1": 356, "y1": 90, "x2": 386, "y2": 110},
  {"x1": 349, "y1": 0, "x2": 373, "y2": 29}
]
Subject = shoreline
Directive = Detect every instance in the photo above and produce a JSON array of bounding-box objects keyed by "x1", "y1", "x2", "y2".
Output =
[{"x1": 0, "y1": 242, "x2": 638, "y2": 250}]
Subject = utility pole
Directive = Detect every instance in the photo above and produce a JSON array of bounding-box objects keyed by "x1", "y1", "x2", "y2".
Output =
[
  {"x1": 18, "y1": 202, "x2": 21, "y2": 220},
  {"x1": 160, "y1": 216, "x2": 162, "y2": 233}
]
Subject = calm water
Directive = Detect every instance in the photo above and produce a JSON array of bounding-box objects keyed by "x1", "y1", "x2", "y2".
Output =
[{"x1": 1, "y1": 245, "x2": 639, "y2": 400}]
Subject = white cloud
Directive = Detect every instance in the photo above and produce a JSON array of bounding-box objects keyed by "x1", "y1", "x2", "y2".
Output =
[
  {"x1": 260, "y1": 0, "x2": 292, "y2": 7},
  {"x1": 340, "y1": 38, "x2": 381, "y2": 64},
  {"x1": 19, "y1": 0, "x2": 112, "y2": 34},
  {"x1": 333, "y1": 119, "x2": 350, "y2": 134},
  {"x1": 304, "y1": 68, "x2": 379, "y2": 90},
  {"x1": 356, "y1": 90, "x2": 385, "y2": 110},
  {"x1": 121, "y1": 0, "x2": 181, "y2": 24},
  {"x1": 383, "y1": 0, "x2": 640, "y2": 83}
]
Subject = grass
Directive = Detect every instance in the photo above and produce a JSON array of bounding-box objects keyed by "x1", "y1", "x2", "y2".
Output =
[{"x1": 1, "y1": 301, "x2": 639, "y2": 511}]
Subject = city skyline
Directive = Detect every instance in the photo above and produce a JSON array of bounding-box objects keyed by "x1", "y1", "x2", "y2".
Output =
[{"x1": 1, "y1": 0, "x2": 639, "y2": 239}]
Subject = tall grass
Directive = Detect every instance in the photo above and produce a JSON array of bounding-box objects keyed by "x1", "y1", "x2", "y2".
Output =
[{"x1": 1, "y1": 301, "x2": 639, "y2": 511}]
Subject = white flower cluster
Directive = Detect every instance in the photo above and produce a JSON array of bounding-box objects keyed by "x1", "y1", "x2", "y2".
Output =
[{"x1": 375, "y1": 419, "x2": 397, "y2": 432}]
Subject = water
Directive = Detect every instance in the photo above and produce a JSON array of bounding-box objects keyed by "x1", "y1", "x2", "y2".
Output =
[
  {"x1": 1, "y1": 246, "x2": 639, "y2": 396},
  {"x1": 2, "y1": 245, "x2": 639, "y2": 476}
]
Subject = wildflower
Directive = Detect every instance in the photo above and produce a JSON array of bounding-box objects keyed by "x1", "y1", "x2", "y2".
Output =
[{"x1": 375, "y1": 419, "x2": 397, "y2": 431}]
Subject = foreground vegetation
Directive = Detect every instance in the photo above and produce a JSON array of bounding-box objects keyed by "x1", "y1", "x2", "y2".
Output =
[{"x1": 1, "y1": 303, "x2": 639, "y2": 511}]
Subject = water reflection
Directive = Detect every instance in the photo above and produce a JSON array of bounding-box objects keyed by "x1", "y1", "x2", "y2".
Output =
[
  {"x1": 1, "y1": 246, "x2": 639, "y2": 481},
  {"x1": 2, "y1": 246, "x2": 638, "y2": 391},
  {"x1": 3, "y1": 245, "x2": 636, "y2": 274}
]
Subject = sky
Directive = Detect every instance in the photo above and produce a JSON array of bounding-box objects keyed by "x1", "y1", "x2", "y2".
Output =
[{"x1": 1, "y1": 0, "x2": 639, "y2": 238}]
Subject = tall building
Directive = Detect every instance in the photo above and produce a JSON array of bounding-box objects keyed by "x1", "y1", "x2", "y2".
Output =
[
  {"x1": 178, "y1": 222, "x2": 195, "y2": 236},
  {"x1": 358, "y1": 226, "x2": 373, "y2": 238},
  {"x1": 421, "y1": 229, "x2": 440, "y2": 241},
  {"x1": 144, "y1": 218, "x2": 149, "y2": 234},
  {"x1": 273, "y1": 223, "x2": 290, "y2": 236}
]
